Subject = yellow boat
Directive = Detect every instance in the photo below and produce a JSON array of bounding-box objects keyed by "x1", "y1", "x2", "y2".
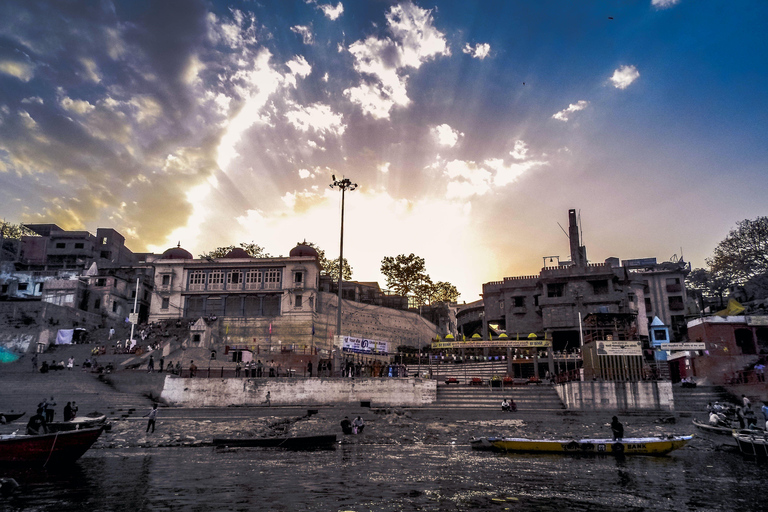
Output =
[{"x1": 485, "y1": 435, "x2": 692, "y2": 455}]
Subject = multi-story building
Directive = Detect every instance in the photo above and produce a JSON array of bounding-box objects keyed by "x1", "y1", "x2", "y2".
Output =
[{"x1": 479, "y1": 210, "x2": 691, "y2": 353}]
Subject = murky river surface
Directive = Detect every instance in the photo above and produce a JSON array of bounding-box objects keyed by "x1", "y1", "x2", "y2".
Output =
[{"x1": 1, "y1": 443, "x2": 766, "y2": 512}]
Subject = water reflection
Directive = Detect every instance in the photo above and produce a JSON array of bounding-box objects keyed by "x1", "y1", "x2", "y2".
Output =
[{"x1": 2, "y1": 444, "x2": 768, "y2": 511}]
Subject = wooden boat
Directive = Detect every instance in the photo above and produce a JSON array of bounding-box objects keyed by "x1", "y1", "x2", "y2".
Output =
[
  {"x1": 212, "y1": 434, "x2": 337, "y2": 450},
  {"x1": 48, "y1": 413, "x2": 109, "y2": 433},
  {"x1": 0, "y1": 426, "x2": 104, "y2": 466},
  {"x1": 470, "y1": 437, "x2": 501, "y2": 450},
  {"x1": 732, "y1": 432, "x2": 768, "y2": 460},
  {"x1": 477, "y1": 435, "x2": 692, "y2": 455},
  {"x1": 692, "y1": 418, "x2": 764, "y2": 446},
  {"x1": 0, "y1": 412, "x2": 25, "y2": 424}
]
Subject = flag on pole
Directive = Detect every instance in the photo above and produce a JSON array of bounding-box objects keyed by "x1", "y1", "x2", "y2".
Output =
[{"x1": 269, "y1": 323, "x2": 272, "y2": 334}]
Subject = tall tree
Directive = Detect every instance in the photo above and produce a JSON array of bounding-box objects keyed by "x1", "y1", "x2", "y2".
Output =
[
  {"x1": 430, "y1": 281, "x2": 460, "y2": 304},
  {"x1": 708, "y1": 217, "x2": 768, "y2": 285},
  {"x1": 295, "y1": 241, "x2": 352, "y2": 280},
  {"x1": 686, "y1": 267, "x2": 729, "y2": 308},
  {"x1": 199, "y1": 242, "x2": 270, "y2": 259},
  {"x1": 381, "y1": 253, "x2": 428, "y2": 297}
]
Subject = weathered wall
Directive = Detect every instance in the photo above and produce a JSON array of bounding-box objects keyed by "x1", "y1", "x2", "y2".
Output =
[
  {"x1": 556, "y1": 381, "x2": 674, "y2": 411},
  {"x1": 161, "y1": 376, "x2": 437, "y2": 407}
]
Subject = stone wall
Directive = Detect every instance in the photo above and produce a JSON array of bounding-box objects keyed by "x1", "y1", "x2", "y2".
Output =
[
  {"x1": 556, "y1": 380, "x2": 674, "y2": 411},
  {"x1": 161, "y1": 376, "x2": 437, "y2": 407}
]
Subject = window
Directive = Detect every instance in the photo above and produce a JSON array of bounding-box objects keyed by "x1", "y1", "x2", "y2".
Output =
[
  {"x1": 295, "y1": 295, "x2": 303, "y2": 308},
  {"x1": 645, "y1": 298, "x2": 653, "y2": 311},
  {"x1": 547, "y1": 283, "x2": 565, "y2": 298},
  {"x1": 628, "y1": 293, "x2": 636, "y2": 304},
  {"x1": 96, "y1": 278, "x2": 107, "y2": 287},
  {"x1": 101, "y1": 237, "x2": 108, "y2": 245},
  {"x1": 74, "y1": 243, "x2": 84, "y2": 249},
  {"x1": 227, "y1": 270, "x2": 242, "y2": 285},
  {"x1": 208, "y1": 271, "x2": 224, "y2": 289},
  {"x1": 131, "y1": 289, "x2": 136, "y2": 298},
  {"x1": 513, "y1": 296, "x2": 525, "y2": 307},
  {"x1": 668, "y1": 296, "x2": 685, "y2": 311},
  {"x1": 265, "y1": 268, "x2": 282, "y2": 289},
  {"x1": 653, "y1": 329, "x2": 667, "y2": 341},
  {"x1": 56, "y1": 243, "x2": 66, "y2": 249},
  {"x1": 666, "y1": 278, "x2": 680, "y2": 286},
  {"x1": 193, "y1": 334, "x2": 201, "y2": 343},
  {"x1": 112, "y1": 302, "x2": 118, "y2": 313},
  {"x1": 309, "y1": 296, "x2": 314, "y2": 309},
  {"x1": 94, "y1": 299, "x2": 100, "y2": 309},
  {"x1": 246, "y1": 270, "x2": 262, "y2": 289},
  {"x1": 189, "y1": 271, "x2": 205, "y2": 290},
  {"x1": 161, "y1": 298, "x2": 170, "y2": 310},
  {"x1": 590, "y1": 280, "x2": 609, "y2": 295},
  {"x1": 18, "y1": 283, "x2": 28, "y2": 291},
  {"x1": 162, "y1": 275, "x2": 171, "y2": 286},
  {"x1": 100, "y1": 251, "x2": 111, "y2": 259},
  {"x1": 294, "y1": 272, "x2": 303, "y2": 283}
]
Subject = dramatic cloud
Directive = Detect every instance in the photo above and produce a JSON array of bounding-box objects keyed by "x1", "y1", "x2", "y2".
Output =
[
  {"x1": 651, "y1": 0, "x2": 681, "y2": 9},
  {"x1": 610, "y1": 65, "x2": 640, "y2": 89},
  {"x1": 343, "y1": 2, "x2": 449, "y2": 119},
  {"x1": 285, "y1": 102, "x2": 346, "y2": 136},
  {"x1": 0, "y1": 60, "x2": 35, "y2": 82},
  {"x1": 462, "y1": 43, "x2": 491, "y2": 60},
  {"x1": 432, "y1": 124, "x2": 462, "y2": 147},
  {"x1": 552, "y1": 100, "x2": 589, "y2": 122},
  {"x1": 316, "y1": 2, "x2": 344, "y2": 20},
  {"x1": 510, "y1": 140, "x2": 528, "y2": 160}
]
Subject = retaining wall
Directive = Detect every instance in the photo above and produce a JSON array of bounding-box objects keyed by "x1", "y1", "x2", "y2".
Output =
[
  {"x1": 161, "y1": 377, "x2": 437, "y2": 407},
  {"x1": 556, "y1": 381, "x2": 674, "y2": 411}
]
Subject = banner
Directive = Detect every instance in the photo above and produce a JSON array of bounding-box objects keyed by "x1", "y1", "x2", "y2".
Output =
[
  {"x1": 596, "y1": 340, "x2": 642, "y2": 356},
  {"x1": 342, "y1": 336, "x2": 388, "y2": 355},
  {"x1": 658, "y1": 343, "x2": 706, "y2": 351},
  {"x1": 431, "y1": 340, "x2": 551, "y2": 350},
  {"x1": 55, "y1": 329, "x2": 74, "y2": 345}
]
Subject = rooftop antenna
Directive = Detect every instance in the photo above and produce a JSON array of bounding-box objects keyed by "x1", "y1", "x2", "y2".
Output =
[
  {"x1": 578, "y1": 209, "x2": 583, "y2": 248},
  {"x1": 557, "y1": 223, "x2": 569, "y2": 239}
]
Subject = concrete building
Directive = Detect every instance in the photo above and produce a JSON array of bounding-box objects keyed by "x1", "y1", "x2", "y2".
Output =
[
  {"x1": 148, "y1": 243, "x2": 439, "y2": 360},
  {"x1": 19, "y1": 224, "x2": 138, "y2": 271},
  {"x1": 479, "y1": 210, "x2": 692, "y2": 355}
]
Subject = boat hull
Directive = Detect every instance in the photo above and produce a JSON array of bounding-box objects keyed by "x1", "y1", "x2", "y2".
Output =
[
  {"x1": 0, "y1": 427, "x2": 104, "y2": 466},
  {"x1": 0, "y1": 412, "x2": 25, "y2": 424},
  {"x1": 733, "y1": 432, "x2": 768, "y2": 460},
  {"x1": 212, "y1": 434, "x2": 337, "y2": 450},
  {"x1": 487, "y1": 436, "x2": 692, "y2": 455},
  {"x1": 48, "y1": 414, "x2": 109, "y2": 433}
]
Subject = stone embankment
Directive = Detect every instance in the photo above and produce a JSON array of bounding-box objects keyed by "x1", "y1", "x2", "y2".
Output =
[{"x1": 0, "y1": 346, "x2": 733, "y2": 454}]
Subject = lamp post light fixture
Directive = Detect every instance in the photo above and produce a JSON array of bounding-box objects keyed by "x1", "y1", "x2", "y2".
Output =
[{"x1": 329, "y1": 175, "x2": 357, "y2": 342}]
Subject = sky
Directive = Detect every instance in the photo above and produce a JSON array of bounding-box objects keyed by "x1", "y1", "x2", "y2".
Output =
[{"x1": 1, "y1": 0, "x2": 767, "y2": 302}]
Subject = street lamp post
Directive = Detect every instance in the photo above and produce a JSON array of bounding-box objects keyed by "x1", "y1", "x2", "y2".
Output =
[{"x1": 329, "y1": 175, "x2": 357, "y2": 367}]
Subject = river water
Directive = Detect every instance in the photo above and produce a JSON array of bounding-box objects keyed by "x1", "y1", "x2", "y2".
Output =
[{"x1": 1, "y1": 442, "x2": 766, "y2": 512}]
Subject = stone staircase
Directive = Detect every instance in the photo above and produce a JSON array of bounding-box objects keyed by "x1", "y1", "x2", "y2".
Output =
[
  {"x1": 429, "y1": 383, "x2": 566, "y2": 410},
  {"x1": 671, "y1": 384, "x2": 736, "y2": 415}
]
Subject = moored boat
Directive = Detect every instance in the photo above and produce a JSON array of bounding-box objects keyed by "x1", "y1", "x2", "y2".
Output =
[
  {"x1": 732, "y1": 432, "x2": 768, "y2": 460},
  {"x1": 212, "y1": 434, "x2": 337, "y2": 450},
  {"x1": 0, "y1": 426, "x2": 105, "y2": 466},
  {"x1": 478, "y1": 435, "x2": 692, "y2": 455},
  {"x1": 692, "y1": 418, "x2": 764, "y2": 447},
  {"x1": 0, "y1": 412, "x2": 25, "y2": 424},
  {"x1": 47, "y1": 413, "x2": 109, "y2": 433}
]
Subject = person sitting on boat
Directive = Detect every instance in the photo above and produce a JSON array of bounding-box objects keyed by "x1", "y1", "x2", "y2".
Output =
[
  {"x1": 340, "y1": 416, "x2": 353, "y2": 435},
  {"x1": 501, "y1": 399, "x2": 511, "y2": 412},
  {"x1": 63, "y1": 402, "x2": 74, "y2": 422},
  {"x1": 611, "y1": 416, "x2": 624, "y2": 441},
  {"x1": 353, "y1": 416, "x2": 365, "y2": 434},
  {"x1": 745, "y1": 404, "x2": 757, "y2": 429},
  {"x1": 26, "y1": 408, "x2": 48, "y2": 435},
  {"x1": 709, "y1": 412, "x2": 725, "y2": 427}
]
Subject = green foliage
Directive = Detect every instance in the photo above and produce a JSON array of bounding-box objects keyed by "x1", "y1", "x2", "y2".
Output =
[
  {"x1": 686, "y1": 267, "x2": 729, "y2": 307},
  {"x1": 0, "y1": 222, "x2": 36, "y2": 240},
  {"x1": 199, "y1": 242, "x2": 270, "y2": 259},
  {"x1": 708, "y1": 217, "x2": 768, "y2": 285},
  {"x1": 381, "y1": 253, "x2": 460, "y2": 306}
]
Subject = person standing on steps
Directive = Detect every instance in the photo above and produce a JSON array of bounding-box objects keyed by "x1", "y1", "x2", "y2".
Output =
[
  {"x1": 263, "y1": 391, "x2": 271, "y2": 406},
  {"x1": 144, "y1": 403, "x2": 158, "y2": 434}
]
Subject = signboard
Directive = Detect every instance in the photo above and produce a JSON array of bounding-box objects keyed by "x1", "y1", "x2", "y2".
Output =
[
  {"x1": 128, "y1": 313, "x2": 139, "y2": 325},
  {"x1": 342, "y1": 336, "x2": 388, "y2": 355},
  {"x1": 658, "y1": 343, "x2": 706, "y2": 351},
  {"x1": 621, "y1": 258, "x2": 657, "y2": 269},
  {"x1": 431, "y1": 340, "x2": 551, "y2": 350},
  {"x1": 596, "y1": 340, "x2": 642, "y2": 356},
  {"x1": 746, "y1": 316, "x2": 768, "y2": 326}
]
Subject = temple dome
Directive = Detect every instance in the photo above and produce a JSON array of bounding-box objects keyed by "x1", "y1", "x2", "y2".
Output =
[
  {"x1": 223, "y1": 247, "x2": 251, "y2": 259},
  {"x1": 161, "y1": 244, "x2": 193, "y2": 260},
  {"x1": 289, "y1": 244, "x2": 319, "y2": 258}
]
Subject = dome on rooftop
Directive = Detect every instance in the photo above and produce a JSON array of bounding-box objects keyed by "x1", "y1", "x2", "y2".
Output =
[
  {"x1": 161, "y1": 244, "x2": 193, "y2": 260},
  {"x1": 289, "y1": 244, "x2": 319, "y2": 259},
  {"x1": 223, "y1": 247, "x2": 251, "y2": 259}
]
